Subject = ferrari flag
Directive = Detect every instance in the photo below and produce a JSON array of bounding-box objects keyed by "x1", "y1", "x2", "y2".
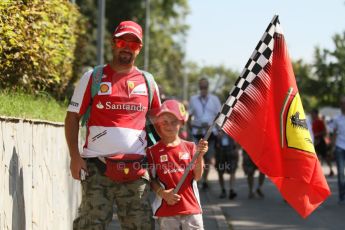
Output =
[{"x1": 215, "y1": 15, "x2": 330, "y2": 218}]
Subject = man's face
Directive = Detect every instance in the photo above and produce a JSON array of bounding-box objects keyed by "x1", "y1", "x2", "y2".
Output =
[
  {"x1": 199, "y1": 80, "x2": 209, "y2": 97},
  {"x1": 112, "y1": 34, "x2": 142, "y2": 65}
]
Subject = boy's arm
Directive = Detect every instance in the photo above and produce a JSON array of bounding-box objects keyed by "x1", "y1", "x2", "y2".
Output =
[
  {"x1": 193, "y1": 139, "x2": 208, "y2": 181},
  {"x1": 150, "y1": 178, "x2": 181, "y2": 205}
]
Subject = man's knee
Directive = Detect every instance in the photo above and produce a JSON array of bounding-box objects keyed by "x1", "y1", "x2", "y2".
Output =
[{"x1": 116, "y1": 178, "x2": 154, "y2": 229}]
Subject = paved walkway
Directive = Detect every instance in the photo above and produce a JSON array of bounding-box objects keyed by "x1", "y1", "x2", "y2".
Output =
[
  {"x1": 201, "y1": 165, "x2": 344, "y2": 230},
  {"x1": 108, "y1": 165, "x2": 343, "y2": 229}
]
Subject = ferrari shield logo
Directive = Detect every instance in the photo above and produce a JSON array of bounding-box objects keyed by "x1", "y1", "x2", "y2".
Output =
[
  {"x1": 124, "y1": 168, "x2": 129, "y2": 175},
  {"x1": 285, "y1": 93, "x2": 315, "y2": 154}
]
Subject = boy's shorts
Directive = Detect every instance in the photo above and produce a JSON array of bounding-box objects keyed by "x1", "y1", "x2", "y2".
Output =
[{"x1": 157, "y1": 214, "x2": 204, "y2": 230}]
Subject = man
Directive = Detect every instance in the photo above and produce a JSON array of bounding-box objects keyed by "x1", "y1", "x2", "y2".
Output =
[
  {"x1": 332, "y1": 95, "x2": 345, "y2": 205},
  {"x1": 65, "y1": 20, "x2": 161, "y2": 229},
  {"x1": 311, "y1": 108, "x2": 334, "y2": 177},
  {"x1": 188, "y1": 78, "x2": 221, "y2": 189}
]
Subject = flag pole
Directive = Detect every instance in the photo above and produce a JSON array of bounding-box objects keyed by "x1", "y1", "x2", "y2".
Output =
[{"x1": 173, "y1": 122, "x2": 217, "y2": 193}]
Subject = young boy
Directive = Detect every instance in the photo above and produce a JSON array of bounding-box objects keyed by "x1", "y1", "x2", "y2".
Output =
[{"x1": 146, "y1": 99, "x2": 208, "y2": 229}]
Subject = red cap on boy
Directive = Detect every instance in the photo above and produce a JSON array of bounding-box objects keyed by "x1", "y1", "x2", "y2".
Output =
[{"x1": 151, "y1": 100, "x2": 188, "y2": 123}]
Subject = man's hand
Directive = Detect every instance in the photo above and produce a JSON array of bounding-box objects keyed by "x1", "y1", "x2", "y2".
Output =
[{"x1": 70, "y1": 154, "x2": 87, "y2": 180}]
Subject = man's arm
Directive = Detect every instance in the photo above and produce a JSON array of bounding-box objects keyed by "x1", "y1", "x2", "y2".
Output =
[{"x1": 65, "y1": 111, "x2": 86, "y2": 180}]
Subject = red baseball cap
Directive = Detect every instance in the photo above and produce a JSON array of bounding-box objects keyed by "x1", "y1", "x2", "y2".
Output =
[
  {"x1": 113, "y1": 21, "x2": 143, "y2": 42},
  {"x1": 151, "y1": 99, "x2": 189, "y2": 124}
]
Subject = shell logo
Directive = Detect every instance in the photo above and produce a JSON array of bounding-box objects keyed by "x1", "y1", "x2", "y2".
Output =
[{"x1": 100, "y1": 84, "x2": 109, "y2": 93}]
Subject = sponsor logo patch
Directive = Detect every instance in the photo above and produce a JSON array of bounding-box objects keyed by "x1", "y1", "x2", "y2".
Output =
[
  {"x1": 96, "y1": 101, "x2": 104, "y2": 109},
  {"x1": 70, "y1": 101, "x2": 79, "y2": 107},
  {"x1": 127, "y1": 81, "x2": 147, "y2": 97},
  {"x1": 160, "y1": 155, "x2": 168, "y2": 162},
  {"x1": 98, "y1": 82, "x2": 112, "y2": 95},
  {"x1": 91, "y1": 130, "x2": 107, "y2": 142},
  {"x1": 179, "y1": 152, "x2": 190, "y2": 160}
]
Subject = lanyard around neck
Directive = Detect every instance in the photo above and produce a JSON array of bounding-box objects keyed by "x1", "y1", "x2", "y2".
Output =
[{"x1": 199, "y1": 96, "x2": 209, "y2": 114}]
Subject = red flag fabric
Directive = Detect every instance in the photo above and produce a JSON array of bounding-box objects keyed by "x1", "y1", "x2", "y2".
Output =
[{"x1": 215, "y1": 15, "x2": 330, "y2": 218}]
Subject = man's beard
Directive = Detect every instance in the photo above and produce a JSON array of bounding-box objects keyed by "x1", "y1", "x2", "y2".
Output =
[{"x1": 118, "y1": 51, "x2": 133, "y2": 65}]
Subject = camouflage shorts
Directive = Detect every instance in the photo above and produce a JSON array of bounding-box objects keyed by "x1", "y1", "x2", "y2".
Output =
[{"x1": 73, "y1": 159, "x2": 154, "y2": 230}]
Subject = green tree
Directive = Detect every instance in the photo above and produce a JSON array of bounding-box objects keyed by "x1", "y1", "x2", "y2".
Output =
[
  {"x1": 185, "y1": 63, "x2": 239, "y2": 102},
  {"x1": 74, "y1": 0, "x2": 189, "y2": 98},
  {"x1": 0, "y1": 0, "x2": 85, "y2": 98},
  {"x1": 313, "y1": 31, "x2": 345, "y2": 106},
  {"x1": 292, "y1": 59, "x2": 318, "y2": 111}
]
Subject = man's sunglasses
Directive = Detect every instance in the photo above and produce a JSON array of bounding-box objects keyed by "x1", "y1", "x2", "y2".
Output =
[{"x1": 114, "y1": 39, "x2": 142, "y2": 51}]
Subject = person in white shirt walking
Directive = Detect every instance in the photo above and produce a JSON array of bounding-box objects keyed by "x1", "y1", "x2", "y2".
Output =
[
  {"x1": 332, "y1": 95, "x2": 345, "y2": 205},
  {"x1": 188, "y1": 78, "x2": 221, "y2": 189}
]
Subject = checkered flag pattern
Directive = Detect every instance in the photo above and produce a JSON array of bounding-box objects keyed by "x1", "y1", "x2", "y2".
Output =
[{"x1": 215, "y1": 16, "x2": 281, "y2": 134}]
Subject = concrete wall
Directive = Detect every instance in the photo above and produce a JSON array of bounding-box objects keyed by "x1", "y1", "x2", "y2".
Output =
[{"x1": 0, "y1": 116, "x2": 81, "y2": 230}]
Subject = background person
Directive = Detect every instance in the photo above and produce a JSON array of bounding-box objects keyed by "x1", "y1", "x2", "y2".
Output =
[
  {"x1": 215, "y1": 130, "x2": 239, "y2": 199},
  {"x1": 331, "y1": 95, "x2": 345, "y2": 205},
  {"x1": 188, "y1": 78, "x2": 222, "y2": 190},
  {"x1": 242, "y1": 150, "x2": 265, "y2": 199},
  {"x1": 311, "y1": 108, "x2": 335, "y2": 177}
]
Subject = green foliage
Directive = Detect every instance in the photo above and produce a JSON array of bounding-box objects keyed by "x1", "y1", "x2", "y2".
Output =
[
  {"x1": 0, "y1": 0, "x2": 85, "y2": 99},
  {"x1": 144, "y1": 0, "x2": 190, "y2": 99},
  {"x1": 292, "y1": 59, "x2": 317, "y2": 111},
  {"x1": 312, "y1": 31, "x2": 345, "y2": 106},
  {"x1": 0, "y1": 90, "x2": 67, "y2": 122},
  {"x1": 185, "y1": 63, "x2": 239, "y2": 102},
  {"x1": 74, "y1": 0, "x2": 190, "y2": 99}
]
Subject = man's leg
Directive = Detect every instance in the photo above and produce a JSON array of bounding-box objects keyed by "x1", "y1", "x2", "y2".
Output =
[
  {"x1": 113, "y1": 172, "x2": 154, "y2": 230},
  {"x1": 256, "y1": 172, "x2": 265, "y2": 198},
  {"x1": 73, "y1": 160, "x2": 114, "y2": 230},
  {"x1": 335, "y1": 147, "x2": 345, "y2": 202},
  {"x1": 247, "y1": 172, "x2": 255, "y2": 199},
  {"x1": 229, "y1": 172, "x2": 237, "y2": 199},
  {"x1": 218, "y1": 171, "x2": 226, "y2": 198}
]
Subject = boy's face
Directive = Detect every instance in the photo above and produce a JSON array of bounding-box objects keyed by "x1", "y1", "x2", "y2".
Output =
[{"x1": 156, "y1": 113, "x2": 182, "y2": 139}]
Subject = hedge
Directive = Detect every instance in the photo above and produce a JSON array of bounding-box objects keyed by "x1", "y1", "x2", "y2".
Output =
[{"x1": 0, "y1": 0, "x2": 85, "y2": 98}]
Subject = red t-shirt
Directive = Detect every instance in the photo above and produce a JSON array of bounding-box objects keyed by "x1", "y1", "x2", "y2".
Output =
[
  {"x1": 312, "y1": 118, "x2": 326, "y2": 139},
  {"x1": 67, "y1": 64, "x2": 161, "y2": 157},
  {"x1": 147, "y1": 140, "x2": 202, "y2": 217}
]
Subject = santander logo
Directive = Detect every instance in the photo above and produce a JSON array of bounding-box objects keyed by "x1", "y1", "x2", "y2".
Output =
[{"x1": 96, "y1": 101, "x2": 146, "y2": 112}]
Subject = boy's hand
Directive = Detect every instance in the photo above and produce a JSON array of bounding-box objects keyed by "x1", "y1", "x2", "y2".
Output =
[
  {"x1": 161, "y1": 188, "x2": 181, "y2": 205},
  {"x1": 197, "y1": 139, "x2": 208, "y2": 157}
]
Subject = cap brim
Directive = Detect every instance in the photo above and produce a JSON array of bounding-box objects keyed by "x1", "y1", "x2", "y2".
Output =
[
  {"x1": 151, "y1": 110, "x2": 186, "y2": 124},
  {"x1": 114, "y1": 31, "x2": 142, "y2": 42}
]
